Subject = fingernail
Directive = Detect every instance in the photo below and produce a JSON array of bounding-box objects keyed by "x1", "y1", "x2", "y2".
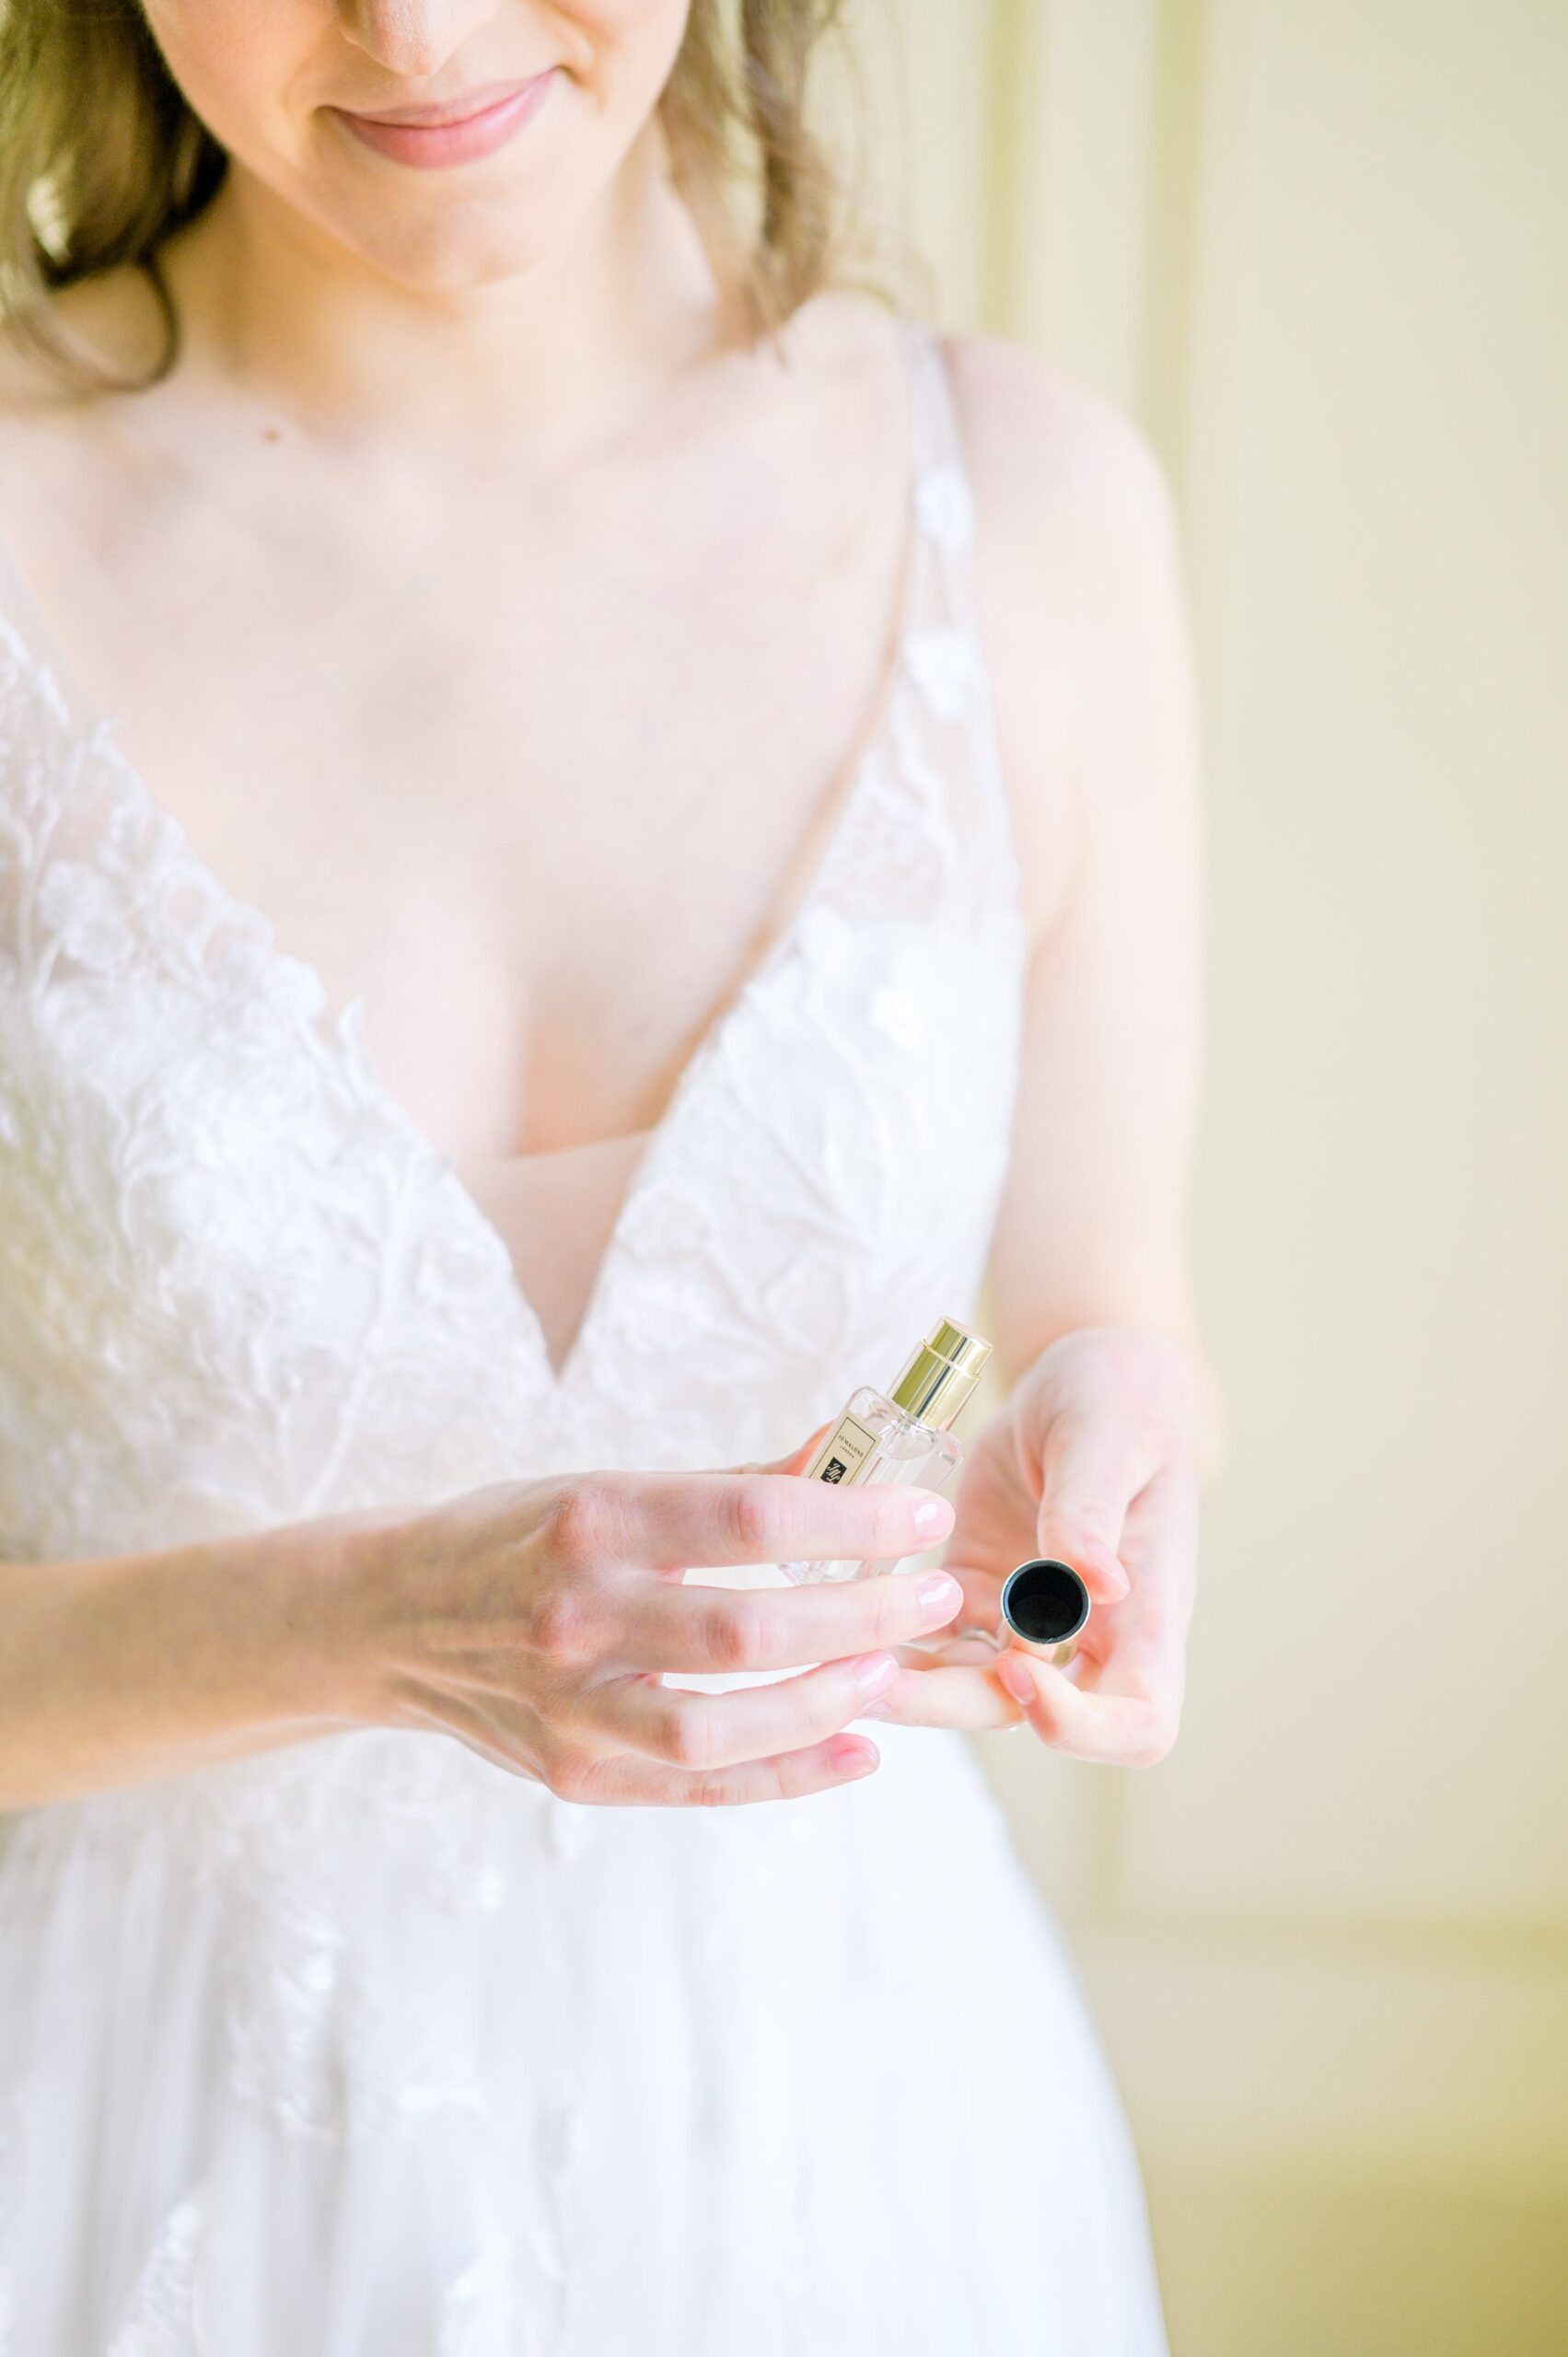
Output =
[
  {"x1": 917, "y1": 1572, "x2": 962, "y2": 1620},
  {"x1": 996, "y1": 1655, "x2": 1036, "y2": 1706},
  {"x1": 859, "y1": 1698, "x2": 895, "y2": 1720},
  {"x1": 912, "y1": 1495, "x2": 954, "y2": 1539},
  {"x1": 852, "y1": 1651, "x2": 900, "y2": 1697},
  {"x1": 829, "y1": 1736, "x2": 877, "y2": 1779}
]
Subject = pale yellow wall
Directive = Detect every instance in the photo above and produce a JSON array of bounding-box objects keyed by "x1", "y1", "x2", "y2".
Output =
[{"x1": 828, "y1": 4, "x2": 1568, "y2": 2351}]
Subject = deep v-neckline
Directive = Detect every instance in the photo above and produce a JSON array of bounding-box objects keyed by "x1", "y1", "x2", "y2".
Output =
[{"x1": 0, "y1": 319, "x2": 944, "y2": 1397}]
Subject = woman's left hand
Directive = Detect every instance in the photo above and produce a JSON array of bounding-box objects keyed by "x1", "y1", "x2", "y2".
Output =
[{"x1": 865, "y1": 1325, "x2": 1202, "y2": 1766}]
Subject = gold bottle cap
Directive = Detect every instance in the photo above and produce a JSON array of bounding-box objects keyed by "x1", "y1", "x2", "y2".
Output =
[{"x1": 888, "y1": 1317, "x2": 993, "y2": 1432}]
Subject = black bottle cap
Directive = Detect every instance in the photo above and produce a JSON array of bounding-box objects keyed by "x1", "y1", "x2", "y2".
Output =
[{"x1": 999, "y1": 1559, "x2": 1091, "y2": 1649}]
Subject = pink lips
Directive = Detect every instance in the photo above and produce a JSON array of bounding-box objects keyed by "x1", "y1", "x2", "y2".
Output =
[{"x1": 331, "y1": 71, "x2": 555, "y2": 168}]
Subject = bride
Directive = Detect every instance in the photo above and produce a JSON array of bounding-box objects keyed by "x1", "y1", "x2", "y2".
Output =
[{"x1": 0, "y1": 2, "x2": 1222, "y2": 2349}]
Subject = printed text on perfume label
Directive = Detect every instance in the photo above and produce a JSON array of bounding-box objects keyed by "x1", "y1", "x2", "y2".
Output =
[{"x1": 807, "y1": 1411, "x2": 880, "y2": 1486}]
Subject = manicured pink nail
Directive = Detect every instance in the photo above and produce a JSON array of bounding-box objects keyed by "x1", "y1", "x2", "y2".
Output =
[
  {"x1": 912, "y1": 1496, "x2": 954, "y2": 1539},
  {"x1": 852, "y1": 1651, "x2": 899, "y2": 1697},
  {"x1": 917, "y1": 1573, "x2": 962, "y2": 1619}
]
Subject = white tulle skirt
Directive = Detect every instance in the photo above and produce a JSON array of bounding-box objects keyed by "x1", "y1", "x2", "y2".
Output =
[{"x1": 0, "y1": 1717, "x2": 1167, "y2": 2355}]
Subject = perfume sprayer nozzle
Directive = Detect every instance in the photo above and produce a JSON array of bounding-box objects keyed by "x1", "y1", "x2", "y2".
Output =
[{"x1": 888, "y1": 1317, "x2": 992, "y2": 1432}]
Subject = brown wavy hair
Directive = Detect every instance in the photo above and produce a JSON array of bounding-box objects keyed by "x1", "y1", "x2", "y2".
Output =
[{"x1": 0, "y1": 0, "x2": 882, "y2": 393}]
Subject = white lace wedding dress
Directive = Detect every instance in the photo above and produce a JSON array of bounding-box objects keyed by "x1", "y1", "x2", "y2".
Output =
[{"x1": 0, "y1": 319, "x2": 1167, "y2": 2355}]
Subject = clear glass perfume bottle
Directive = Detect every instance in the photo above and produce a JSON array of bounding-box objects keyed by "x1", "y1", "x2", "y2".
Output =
[{"x1": 778, "y1": 1318, "x2": 993, "y2": 1585}]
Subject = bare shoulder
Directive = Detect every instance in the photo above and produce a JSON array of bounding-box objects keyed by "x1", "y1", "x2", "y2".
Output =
[
  {"x1": 936, "y1": 330, "x2": 1196, "y2": 946},
  {"x1": 940, "y1": 329, "x2": 1181, "y2": 586}
]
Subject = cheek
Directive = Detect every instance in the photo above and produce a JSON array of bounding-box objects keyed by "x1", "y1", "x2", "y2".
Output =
[
  {"x1": 138, "y1": 0, "x2": 324, "y2": 166},
  {"x1": 570, "y1": 0, "x2": 690, "y2": 38},
  {"x1": 568, "y1": 0, "x2": 692, "y2": 122}
]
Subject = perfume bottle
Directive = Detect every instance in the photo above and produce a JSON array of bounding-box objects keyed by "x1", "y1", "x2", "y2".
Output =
[{"x1": 778, "y1": 1317, "x2": 993, "y2": 1585}]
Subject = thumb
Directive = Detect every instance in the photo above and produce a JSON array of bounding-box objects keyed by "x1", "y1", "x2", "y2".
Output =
[{"x1": 1034, "y1": 1419, "x2": 1133, "y2": 1603}]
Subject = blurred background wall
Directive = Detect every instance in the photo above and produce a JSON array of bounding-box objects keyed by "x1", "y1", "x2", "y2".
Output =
[{"x1": 822, "y1": 4, "x2": 1568, "y2": 2350}]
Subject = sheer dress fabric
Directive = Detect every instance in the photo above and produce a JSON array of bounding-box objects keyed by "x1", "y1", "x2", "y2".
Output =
[{"x1": 0, "y1": 320, "x2": 1167, "y2": 2355}]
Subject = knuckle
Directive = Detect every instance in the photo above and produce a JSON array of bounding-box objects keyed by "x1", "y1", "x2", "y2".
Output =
[
  {"x1": 685, "y1": 1769, "x2": 733, "y2": 1809},
  {"x1": 524, "y1": 1578, "x2": 593, "y2": 1662},
  {"x1": 724, "y1": 1481, "x2": 780, "y2": 1559},
  {"x1": 546, "y1": 1479, "x2": 617, "y2": 1570},
  {"x1": 700, "y1": 1603, "x2": 761, "y2": 1671},
  {"x1": 655, "y1": 1702, "x2": 713, "y2": 1771}
]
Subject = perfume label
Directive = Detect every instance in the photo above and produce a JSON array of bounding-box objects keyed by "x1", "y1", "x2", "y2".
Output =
[{"x1": 807, "y1": 1411, "x2": 881, "y2": 1487}]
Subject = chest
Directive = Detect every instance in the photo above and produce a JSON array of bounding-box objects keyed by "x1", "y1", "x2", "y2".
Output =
[
  {"x1": 0, "y1": 323, "x2": 1043, "y2": 1503},
  {"x1": 0, "y1": 599, "x2": 1029, "y2": 1539},
  {"x1": 0, "y1": 343, "x2": 1036, "y2": 1538},
  {"x1": 6, "y1": 415, "x2": 912, "y2": 1163}
]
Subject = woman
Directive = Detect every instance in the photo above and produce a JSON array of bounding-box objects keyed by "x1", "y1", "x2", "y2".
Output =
[{"x1": 0, "y1": 2, "x2": 1221, "y2": 2349}]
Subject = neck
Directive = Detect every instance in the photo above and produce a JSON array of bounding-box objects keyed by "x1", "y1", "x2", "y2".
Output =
[{"x1": 159, "y1": 122, "x2": 742, "y2": 466}]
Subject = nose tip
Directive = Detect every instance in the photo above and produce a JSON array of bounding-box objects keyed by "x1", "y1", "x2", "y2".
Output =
[{"x1": 341, "y1": 1, "x2": 482, "y2": 80}]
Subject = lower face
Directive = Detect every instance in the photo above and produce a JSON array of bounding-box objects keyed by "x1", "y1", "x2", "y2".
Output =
[{"x1": 138, "y1": 0, "x2": 695, "y2": 290}]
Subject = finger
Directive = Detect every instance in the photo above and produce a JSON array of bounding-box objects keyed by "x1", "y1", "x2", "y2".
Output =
[
  {"x1": 582, "y1": 1649, "x2": 906, "y2": 1771},
  {"x1": 1124, "y1": 1456, "x2": 1202, "y2": 1643},
  {"x1": 925, "y1": 1556, "x2": 1008, "y2": 1638},
  {"x1": 991, "y1": 1647, "x2": 1176, "y2": 1767},
  {"x1": 547, "y1": 1469, "x2": 955, "y2": 1573},
  {"x1": 858, "y1": 1659, "x2": 1020, "y2": 1733},
  {"x1": 1033, "y1": 1413, "x2": 1145, "y2": 1601},
  {"x1": 898, "y1": 1624, "x2": 1007, "y2": 1666},
  {"x1": 400, "y1": 1689, "x2": 882, "y2": 1808},
  {"x1": 569, "y1": 1733, "x2": 882, "y2": 1807},
  {"x1": 1072, "y1": 1455, "x2": 1201, "y2": 1696},
  {"x1": 604, "y1": 1564, "x2": 966, "y2": 1674}
]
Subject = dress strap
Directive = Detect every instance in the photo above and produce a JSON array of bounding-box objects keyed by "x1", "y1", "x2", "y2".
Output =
[
  {"x1": 902, "y1": 322, "x2": 983, "y2": 636},
  {"x1": 908, "y1": 322, "x2": 966, "y2": 471},
  {"x1": 891, "y1": 320, "x2": 1024, "y2": 924}
]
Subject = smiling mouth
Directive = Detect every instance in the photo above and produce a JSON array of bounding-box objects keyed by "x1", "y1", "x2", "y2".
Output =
[{"x1": 330, "y1": 71, "x2": 556, "y2": 168}]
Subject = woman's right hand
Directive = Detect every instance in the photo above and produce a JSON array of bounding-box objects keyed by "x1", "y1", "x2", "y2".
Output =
[{"x1": 323, "y1": 1450, "x2": 965, "y2": 1806}]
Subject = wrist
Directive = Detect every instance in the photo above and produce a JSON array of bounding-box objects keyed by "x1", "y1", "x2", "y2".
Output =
[{"x1": 240, "y1": 1508, "x2": 399, "y2": 1729}]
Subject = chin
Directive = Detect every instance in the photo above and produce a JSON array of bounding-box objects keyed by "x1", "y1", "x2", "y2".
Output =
[
  {"x1": 349, "y1": 211, "x2": 567, "y2": 296},
  {"x1": 296, "y1": 176, "x2": 587, "y2": 296}
]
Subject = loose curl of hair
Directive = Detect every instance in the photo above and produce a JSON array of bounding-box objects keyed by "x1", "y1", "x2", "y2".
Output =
[{"x1": 0, "y1": 0, "x2": 880, "y2": 394}]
